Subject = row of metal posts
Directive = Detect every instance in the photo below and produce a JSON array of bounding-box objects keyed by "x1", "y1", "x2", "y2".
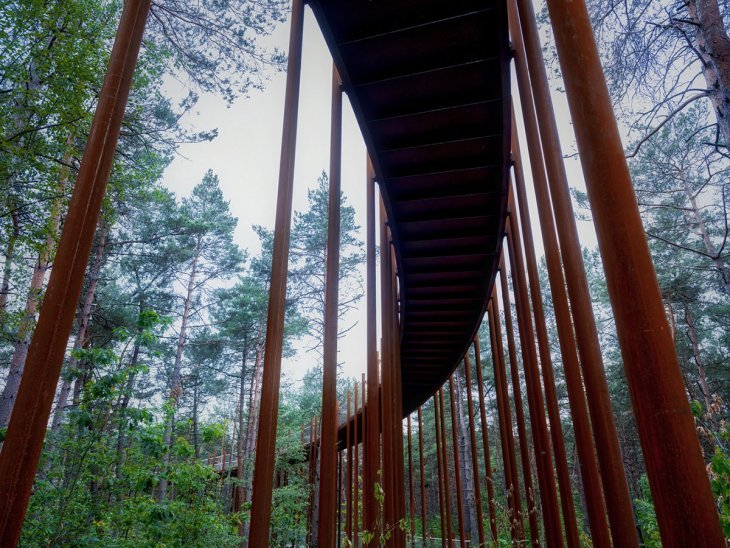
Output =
[{"x1": 0, "y1": 0, "x2": 724, "y2": 545}]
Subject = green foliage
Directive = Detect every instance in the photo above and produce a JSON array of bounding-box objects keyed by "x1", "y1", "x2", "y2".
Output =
[{"x1": 710, "y1": 445, "x2": 730, "y2": 537}]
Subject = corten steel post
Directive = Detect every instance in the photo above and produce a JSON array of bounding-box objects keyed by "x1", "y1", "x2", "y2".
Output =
[
  {"x1": 248, "y1": 0, "x2": 305, "y2": 542},
  {"x1": 417, "y1": 407, "x2": 428, "y2": 545},
  {"x1": 438, "y1": 389, "x2": 453, "y2": 544},
  {"x1": 346, "y1": 390, "x2": 353, "y2": 541},
  {"x1": 504, "y1": 227, "x2": 564, "y2": 547},
  {"x1": 0, "y1": 2, "x2": 152, "y2": 542},
  {"x1": 511, "y1": 0, "x2": 640, "y2": 544},
  {"x1": 487, "y1": 298, "x2": 522, "y2": 542},
  {"x1": 463, "y1": 355, "x2": 486, "y2": 547},
  {"x1": 434, "y1": 395, "x2": 447, "y2": 547},
  {"x1": 447, "y1": 377, "x2": 467, "y2": 547},
  {"x1": 353, "y1": 382, "x2": 359, "y2": 546},
  {"x1": 501, "y1": 239, "x2": 581, "y2": 546},
  {"x1": 495, "y1": 263, "x2": 541, "y2": 545},
  {"x1": 473, "y1": 338, "x2": 499, "y2": 544},
  {"x1": 433, "y1": 389, "x2": 451, "y2": 546},
  {"x1": 543, "y1": 0, "x2": 726, "y2": 544},
  {"x1": 365, "y1": 157, "x2": 379, "y2": 534},
  {"x1": 509, "y1": 93, "x2": 610, "y2": 543},
  {"x1": 379, "y1": 200, "x2": 396, "y2": 533},
  {"x1": 317, "y1": 63, "x2": 343, "y2": 548},
  {"x1": 407, "y1": 415, "x2": 416, "y2": 543},
  {"x1": 338, "y1": 451, "x2": 343, "y2": 548}
]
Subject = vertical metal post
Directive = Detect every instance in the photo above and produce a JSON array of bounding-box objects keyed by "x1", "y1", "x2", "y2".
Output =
[
  {"x1": 541, "y1": 0, "x2": 725, "y2": 543},
  {"x1": 338, "y1": 450, "x2": 343, "y2": 548},
  {"x1": 438, "y1": 389, "x2": 453, "y2": 544},
  {"x1": 417, "y1": 407, "x2": 428, "y2": 545},
  {"x1": 463, "y1": 355, "x2": 486, "y2": 547},
  {"x1": 317, "y1": 63, "x2": 343, "y2": 548},
  {"x1": 365, "y1": 157, "x2": 379, "y2": 535},
  {"x1": 487, "y1": 298, "x2": 523, "y2": 542},
  {"x1": 504, "y1": 227, "x2": 564, "y2": 547},
  {"x1": 511, "y1": 0, "x2": 641, "y2": 543},
  {"x1": 497, "y1": 261, "x2": 541, "y2": 546},
  {"x1": 434, "y1": 395, "x2": 447, "y2": 547},
  {"x1": 353, "y1": 381, "x2": 359, "y2": 546},
  {"x1": 473, "y1": 338, "x2": 499, "y2": 544},
  {"x1": 407, "y1": 415, "x2": 416, "y2": 543},
  {"x1": 447, "y1": 377, "x2": 467, "y2": 547},
  {"x1": 248, "y1": 0, "x2": 305, "y2": 542},
  {"x1": 0, "y1": 2, "x2": 151, "y2": 543},
  {"x1": 346, "y1": 390, "x2": 353, "y2": 541},
  {"x1": 509, "y1": 97, "x2": 610, "y2": 543}
]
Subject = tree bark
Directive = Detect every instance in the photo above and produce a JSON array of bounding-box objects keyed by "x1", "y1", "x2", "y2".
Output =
[
  {"x1": 687, "y1": 0, "x2": 730, "y2": 148},
  {"x1": 0, "y1": 210, "x2": 20, "y2": 317},
  {"x1": 454, "y1": 369, "x2": 479, "y2": 542},
  {"x1": 158, "y1": 241, "x2": 200, "y2": 501},
  {"x1": 0, "y1": 171, "x2": 66, "y2": 427}
]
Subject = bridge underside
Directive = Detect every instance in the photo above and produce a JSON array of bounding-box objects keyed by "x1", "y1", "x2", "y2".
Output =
[{"x1": 310, "y1": 0, "x2": 511, "y2": 415}]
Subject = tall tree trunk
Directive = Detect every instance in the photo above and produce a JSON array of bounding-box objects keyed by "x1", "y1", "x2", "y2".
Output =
[
  {"x1": 679, "y1": 169, "x2": 730, "y2": 294},
  {"x1": 192, "y1": 378, "x2": 200, "y2": 459},
  {"x1": 683, "y1": 303, "x2": 714, "y2": 422},
  {"x1": 0, "y1": 209, "x2": 20, "y2": 317},
  {"x1": 51, "y1": 221, "x2": 108, "y2": 431},
  {"x1": 236, "y1": 335, "x2": 248, "y2": 538},
  {"x1": 158, "y1": 243, "x2": 200, "y2": 501},
  {"x1": 115, "y1": 340, "x2": 140, "y2": 482},
  {"x1": 0, "y1": 171, "x2": 66, "y2": 427},
  {"x1": 687, "y1": 0, "x2": 730, "y2": 148}
]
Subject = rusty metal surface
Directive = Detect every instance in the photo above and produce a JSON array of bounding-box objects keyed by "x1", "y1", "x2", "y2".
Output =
[
  {"x1": 308, "y1": 0, "x2": 511, "y2": 415},
  {"x1": 0, "y1": 2, "x2": 152, "y2": 543},
  {"x1": 247, "y1": 0, "x2": 305, "y2": 542}
]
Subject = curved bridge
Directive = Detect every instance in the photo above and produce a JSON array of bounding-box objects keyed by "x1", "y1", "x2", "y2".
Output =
[{"x1": 310, "y1": 0, "x2": 511, "y2": 416}]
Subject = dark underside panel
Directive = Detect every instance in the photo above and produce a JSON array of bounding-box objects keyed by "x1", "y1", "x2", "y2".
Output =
[{"x1": 309, "y1": 0, "x2": 511, "y2": 417}]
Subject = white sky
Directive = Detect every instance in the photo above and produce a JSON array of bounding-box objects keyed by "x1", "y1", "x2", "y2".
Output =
[{"x1": 160, "y1": 4, "x2": 603, "y2": 390}]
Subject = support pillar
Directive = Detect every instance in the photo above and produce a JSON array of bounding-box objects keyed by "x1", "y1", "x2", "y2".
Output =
[
  {"x1": 417, "y1": 407, "x2": 428, "y2": 545},
  {"x1": 437, "y1": 389, "x2": 453, "y2": 544},
  {"x1": 248, "y1": 0, "x2": 305, "y2": 542},
  {"x1": 512, "y1": 0, "x2": 640, "y2": 543},
  {"x1": 317, "y1": 62, "x2": 343, "y2": 548},
  {"x1": 505, "y1": 227, "x2": 564, "y2": 547},
  {"x1": 473, "y1": 337, "x2": 499, "y2": 544},
  {"x1": 543, "y1": 0, "x2": 726, "y2": 542},
  {"x1": 434, "y1": 395, "x2": 447, "y2": 547},
  {"x1": 448, "y1": 377, "x2": 467, "y2": 547},
  {"x1": 463, "y1": 355, "x2": 486, "y2": 547},
  {"x1": 487, "y1": 297, "x2": 523, "y2": 542},
  {"x1": 0, "y1": 2, "x2": 152, "y2": 543}
]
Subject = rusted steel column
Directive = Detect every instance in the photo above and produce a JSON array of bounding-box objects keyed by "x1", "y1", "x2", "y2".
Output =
[
  {"x1": 497, "y1": 261, "x2": 541, "y2": 546},
  {"x1": 353, "y1": 382, "x2": 359, "y2": 546},
  {"x1": 365, "y1": 157, "x2": 379, "y2": 534},
  {"x1": 510, "y1": 0, "x2": 640, "y2": 544},
  {"x1": 510, "y1": 92, "x2": 610, "y2": 544},
  {"x1": 317, "y1": 63, "x2": 343, "y2": 548},
  {"x1": 473, "y1": 338, "x2": 499, "y2": 544},
  {"x1": 437, "y1": 388, "x2": 453, "y2": 544},
  {"x1": 501, "y1": 238, "x2": 580, "y2": 546},
  {"x1": 338, "y1": 450, "x2": 343, "y2": 548},
  {"x1": 487, "y1": 297, "x2": 523, "y2": 542},
  {"x1": 417, "y1": 407, "x2": 428, "y2": 544},
  {"x1": 540, "y1": 0, "x2": 725, "y2": 544},
  {"x1": 434, "y1": 395, "x2": 447, "y2": 547},
  {"x1": 346, "y1": 390, "x2": 353, "y2": 541},
  {"x1": 463, "y1": 355, "x2": 486, "y2": 547},
  {"x1": 447, "y1": 377, "x2": 467, "y2": 547},
  {"x1": 504, "y1": 228, "x2": 563, "y2": 547},
  {"x1": 248, "y1": 0, "x2": 305, "y2": 542},
  {"x1": 407, "y1": 415, "x2": 416, "y2": 543},
  {"x1": 0, "y1": 2, "x2": 151, "y2": 542},
  {"x1": 389, "y1": 241, "x2": 407, "y2": 545},
  {"x1": 379, "y1": 200, "x2": 396, "y2": 533}
]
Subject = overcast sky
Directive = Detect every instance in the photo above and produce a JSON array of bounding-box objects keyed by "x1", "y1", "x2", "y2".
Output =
[{"x1": 160, "y1": 4, "x2": 601, "y2": 390}]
